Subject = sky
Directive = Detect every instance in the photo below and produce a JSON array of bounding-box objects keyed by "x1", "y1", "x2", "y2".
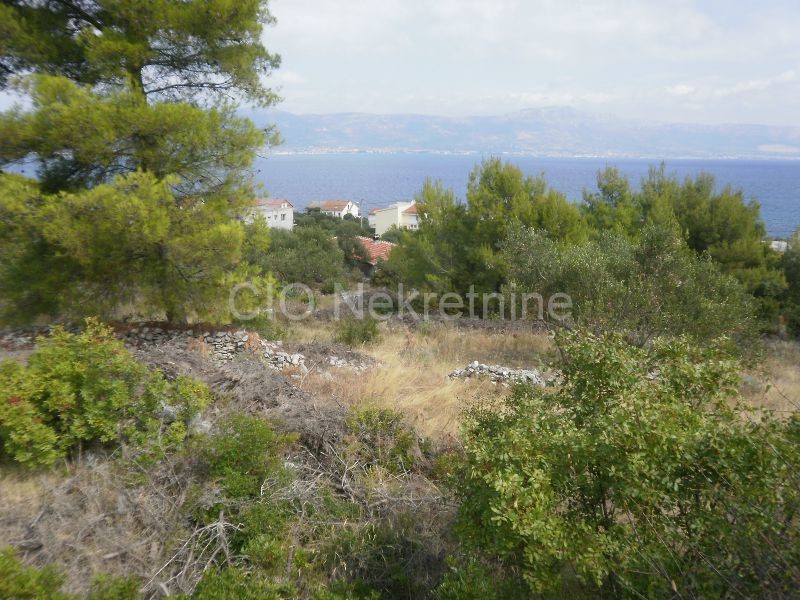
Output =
[{"x1": 262, "y1": 0, "x2": 800, "y2": 126}]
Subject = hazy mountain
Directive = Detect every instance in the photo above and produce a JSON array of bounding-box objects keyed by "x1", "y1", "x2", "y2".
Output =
[{"x1": 247, "y1": 107, "x2": 800, "y2": 159}]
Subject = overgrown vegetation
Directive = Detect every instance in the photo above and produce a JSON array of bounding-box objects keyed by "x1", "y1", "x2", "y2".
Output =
[
  {"x1": 503, "y1": 225, "x2": 756, "y2": 346},
  {"x1": 0, "y1": 2, "x2": 798, "y2": 598},
  {"x1": 0, "y1": 548, "x2": 138, "y2": 600},
  {"x1": 334, "y1": 317, "x2": 381, "y2": 346},
  {"x1": 382, "y1": 158, "x2": 793, "y2": 340},
  {"x1": 0, "y1": 319, "x2": 208, "y2": 466},
  {"x1": 452, "y1": 331, "x2": 800, "y2": 597},
  {"x1": 245, "y1": 223, "x2": 353, "y2": 291},
  {"x1": 0, "y1": 0, "x2": 279, "y2": 325}
]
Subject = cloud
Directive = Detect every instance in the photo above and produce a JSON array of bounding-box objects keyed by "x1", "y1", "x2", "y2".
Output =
[
  {"x1": 261, "y1": 0, "x2": 800, "y2": 124},
  {"x1": 666, "y1": 84, "x2": 696, "y2": 96},
  {"x1": 713, "y1": 69, "x2": 796, "y2": 97}
]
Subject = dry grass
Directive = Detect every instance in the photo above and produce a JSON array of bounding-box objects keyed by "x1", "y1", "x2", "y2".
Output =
[
  {"x1": 742, "y1": 339, "x2": 800, "y2": 415},
  {"x1": 292, "y1": 319, "x2": 554, "y2": 439},
  {"x1": 0, "y1": 452, "x2": 199, "y2": 597}
]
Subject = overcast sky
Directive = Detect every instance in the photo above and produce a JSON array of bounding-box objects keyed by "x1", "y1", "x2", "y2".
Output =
[{"x1": 263, "y1": 0, "x2": 800, "y2": 125}]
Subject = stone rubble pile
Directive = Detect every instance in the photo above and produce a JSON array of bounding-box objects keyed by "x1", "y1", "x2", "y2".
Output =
[
  {"x1": 325, "y1": 355, "x2": 371, "y2": 372},
  {"x1": 448, "y1": 361, "x2": 547, "y2": 385},
  {"x1": 0, "y1": 325, "x2": 81, "y2": 349},
  {"x1": 123, "y1": 327, "x2": 371, "y2": 372}
]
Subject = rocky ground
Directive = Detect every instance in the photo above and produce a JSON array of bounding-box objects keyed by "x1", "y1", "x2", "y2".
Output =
[{"x1": 448, "y1": 361, "x2": 550, "y2": 385}]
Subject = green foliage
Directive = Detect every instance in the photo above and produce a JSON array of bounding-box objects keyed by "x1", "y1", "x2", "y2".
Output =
[
  {"x1": 85, "y1": 574, "x2": 140, "y2": 600},
  {"x1": 583, "y1": 165, "x2": 786, "y2": 316},
  {"x1": 467, "y1": 158, "x2": 588, "y2": 247},
  {"x1": 387, "y1": 161, "x2": 588, "y2": 304},
  {"x1": 0, "y1": 547, "x2": 70, "y2": 600},
  {"x1": 1, "y1": 76, "x2": 265, "y2": 197},
  {"x1": 196, "y1": 415, "x2": 295, "y2": 500},
  {"x1": 379, "y1": 225, "x2": 405, "y2": 243},
  {"x1": 385, "y1": 179, "x2": 479, "y2": 296},
  {"x1": 0, "y1": 319, "x2": 209, "y2": 466},
  {"x1": 294, "y1": 210, "x2": 372, "y2": 238},
  {"x1": 435, "y1": 557, "x2": 528, "y2": 600},
  {"x1": 345, "y1": 406, "x2": 419, "y2": 474},
  {"x1": 0, "y1": 547, "x2": 138, "y2": 600},
  {"x1": 334, "y1": 317, "x2": 380, "y2": 346},
  {"x1": 781, "y1": 227, "x2": 800, "y2": 335},
  {"x1": 454, "y1": 330, "x2": 800, "y2": 597},
  {"x1": 0, "y1": 170, "x2": 265, "y2": 324},
  {"x1": 504, "y1": 225, "x2": 757, "y2": 347},
  {"x1": 250, "y1": 226, "x2": 350, "y2": 289},
  {"x1": 0, "y1": 0, "x2": 280, "y2": 106},
  {"x1": 0, "y1": 0, "x2": 280, "y2": 324},
  {"x1": 192, "y1": 567, "x2": 296, "y2": 599}
]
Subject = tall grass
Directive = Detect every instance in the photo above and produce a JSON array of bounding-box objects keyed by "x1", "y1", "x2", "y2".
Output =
[{"x1": 294, "y1": 320, "x2": 554, "y2": 438}]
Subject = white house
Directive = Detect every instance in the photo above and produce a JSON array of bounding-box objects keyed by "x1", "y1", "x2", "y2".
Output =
[
  {"x1": 248, "y1": 198, "x2": 294, "y2": 230},
  {"x1": 769, "y1": 240, "x2": 789, "y2": 253},
  {"x1": 370, "y1": 201, "x2": 419, "y2": 236},
  {"x1": 307, "y1": 199, "x2": 360, "y2": 219}
]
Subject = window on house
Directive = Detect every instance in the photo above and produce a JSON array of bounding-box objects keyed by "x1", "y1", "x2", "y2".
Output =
[{"x1": 281, "y1": 213, "x2": 286, "y2": 221}]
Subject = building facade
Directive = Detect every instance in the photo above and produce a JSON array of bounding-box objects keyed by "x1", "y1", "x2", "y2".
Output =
[
  {"x1": 370, "y1": 201, "x2": 418, "y2": 236},
  {"x1": 248, "y1": 198, "x2": 294, "y2": 230},
  {"x1": 307, "y1": 199, "x2": 360, "y2": 219}
]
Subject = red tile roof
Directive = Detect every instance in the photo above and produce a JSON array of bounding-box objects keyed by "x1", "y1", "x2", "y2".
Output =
[
  {"x1": 402, "y1": 204, "x2": 418, "y2": 214},
  {"x1": 368, "y1": 207, "x2": 380, "y2": 215},
  {"x1": 356, "y1": 236, "x2": 396, "y2": 265},
  {"x1": 308, "y1": 199, "x2": 352, "y2": 211},
  {"x1": 254, "y1": 198, "x2": 293, "y2": 208}
]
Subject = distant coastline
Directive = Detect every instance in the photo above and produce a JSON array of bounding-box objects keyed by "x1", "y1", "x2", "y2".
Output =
[
  {"x1": 254, "y1": 152, "x2": 800, "y2": 238},
  {"x1": 249, "y1": 107, "x2": 800, "y2": 160},
  {"x1": 267, "y1": 147, "x2": 800, "y2": 161}
]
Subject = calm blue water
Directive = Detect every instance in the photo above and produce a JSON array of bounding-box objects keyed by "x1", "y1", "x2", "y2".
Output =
[{"x1": 254, "y1": 153, "x2": 800, "y2": 238}]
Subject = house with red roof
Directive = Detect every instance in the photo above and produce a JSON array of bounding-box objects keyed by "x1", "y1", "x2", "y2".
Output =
[
  {"x1": 354, "y1": 236, "x2": 396, "y2": 278},
  {"x1": 307, "y1": 199, "x2": 360, "y2": 219}
]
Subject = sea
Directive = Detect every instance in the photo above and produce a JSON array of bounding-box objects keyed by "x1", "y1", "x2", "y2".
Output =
[{"x1": 254, "y1": 153, "x2": 800, "y2": 239}]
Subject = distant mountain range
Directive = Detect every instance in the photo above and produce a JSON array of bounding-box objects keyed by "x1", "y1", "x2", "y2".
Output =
[{"x1": 246, "y1": 107, "x2": 800, "y2": 159}]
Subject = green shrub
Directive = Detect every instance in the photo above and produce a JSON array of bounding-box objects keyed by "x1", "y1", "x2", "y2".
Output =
[
  {"x1": 0, "y1": 319, "x2": 209, "y2": 466},
  {"x1": 345, "y1": 406, "x2": 419, "y2": 474},
  {"x1": 503, "y1": 225, "x2": 757, "y2": 348},
  {"x1": 0, "y1": 547, "x2": 70, "y2": 600},
  {"x1": 0, "y1": 548, "x2": 138, "y2": 600},
  {"x1": 319, "y1": 520, "x2": 426, "y2": 599},
  {"x1": 251, "y1": 226, "x2": 349, "y2": 289},
  {"x1": 196, "y1": 415, "x2": 295, "y2": 500},
  {"x1": 435, "y1": 557, "x2": 528, "y2": 600},
  {"x1": 85, "y1": 574, "x2": 140, "y2": 600},
  {"x1": 334, "y1": 317, "x2": 380, "y2": 346},
  {"x1": 192, "y1": 567, "x2": 295, "y2": 600},
  {"x1": 453, "y1": 330, "x2": 800, "y2": 596}
]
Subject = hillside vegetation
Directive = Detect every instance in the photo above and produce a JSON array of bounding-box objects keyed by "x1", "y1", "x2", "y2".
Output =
[{"x1": 0, "y1": 1, "x2": 799, "y2": 598}]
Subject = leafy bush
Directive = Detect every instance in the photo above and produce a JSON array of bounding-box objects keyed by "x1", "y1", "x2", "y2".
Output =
[
  {"x1": 249, "y1": 226, "x2": 350, "y2": 289},
  {"x1": 435, "y1": 557, "x2": 528, "y2": 600},
  {"x1": 196, "y1": 415, "x2": 295, "y2": 500},
  {"x1": 0, "y1": 319, "x2": 209, "y2": 466},
  {"x1": 0, "y1": 547, "x2": 138, "y2": 600},
  {"x1": 503, "y1": 225, "x2": 757, "y2": 347},
  {"x1": 334, "y1": 317, "x2": 380, "y2": 346},
  {"x1": 192, "y1": 567, "x2": 295, "y2": 600},
  {"x1": 453, "y1": 330, "x2": 800, "y2": 597},
  {"x1": 0, "y1": 547, "x2": 70, "y2": 600},
  {"x1": 345, "y1": 406, "x2": 419, "y2": 474}
]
